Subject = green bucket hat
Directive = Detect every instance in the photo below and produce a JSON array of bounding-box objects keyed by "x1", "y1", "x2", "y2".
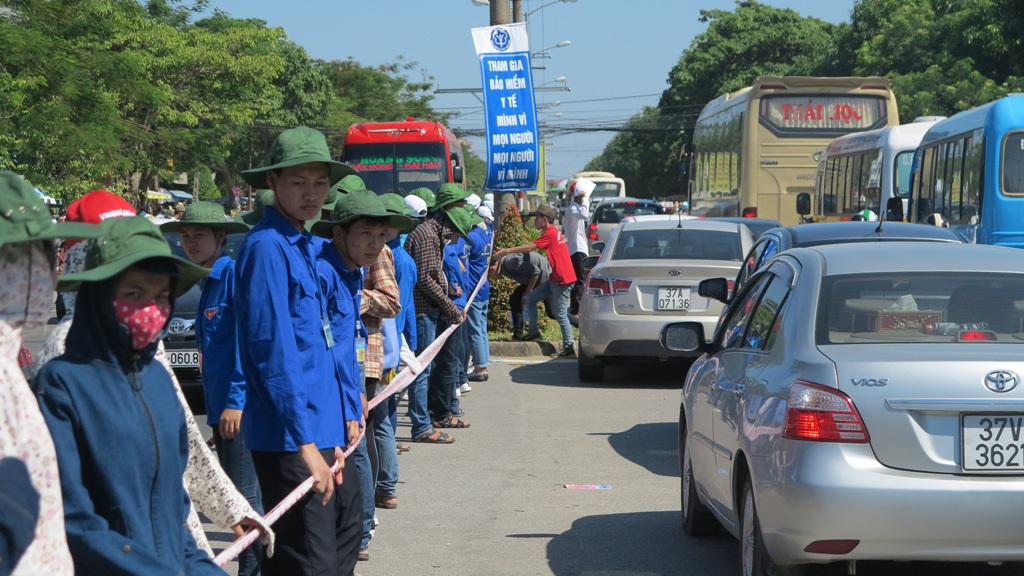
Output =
[
  {"x1": 58, "y1": 216, "x2": 209, "y2": 297},
  {"x1": 408, "y1": 187, "x2": 437, "y2": 210},
  {"x1": 435, "y1": 183, "x2": 471, "y2": 209},
  {"x1": 240, "y1": 189, "x2": 275, "y2": 226},
  {"x1": 0, "y1": 171, "x2": 101, "y2": 249},
  {"x1": 241, "y1": 126, "x2": 356, "y2": 189},
  {"x1": 322, "y1": 187, "x2": 341, "y2": 213},
  {"x1": 310, "y1": 189, "x2": 414, "y2": 239},
  {"x1": 160, "y1": 201, "x2": 250, "y2": 234},
  {"x1": 335, "y1": 174, "x2": 367, "y2": 195},
  {"x1": 380, "y1": 192, "x2": 418, "y2": 233},
  {"x1": 444, "y1": 205, "x2": 477, "y2": 245},
  {"x1": 461, "y1": 204, "x2": 485, "y2": 227}
]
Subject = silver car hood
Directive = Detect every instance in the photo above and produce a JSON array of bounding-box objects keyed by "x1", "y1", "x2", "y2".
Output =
[{"x1": 820, "y1": 345, "x2": 1024, "y2": 474}]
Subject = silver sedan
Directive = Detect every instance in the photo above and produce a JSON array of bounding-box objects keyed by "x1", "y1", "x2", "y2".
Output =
[
  {"x1": 578, "y1": 217, "x2": 753, "y2": 382},
  {"x1": 665, "y1": 242, "x2": 1024, "y2": 575}
]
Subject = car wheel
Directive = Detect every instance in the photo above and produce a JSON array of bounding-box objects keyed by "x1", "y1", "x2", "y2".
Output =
[
  {"x1": 576, "y1": 346, "x2": 604, "y2": 382},
  {"x1": 680, "y1": 419, "x2": 716, "y2": 537},
  {"x1": 741, "y1": 479, "x2": 803, "y2": 576}
]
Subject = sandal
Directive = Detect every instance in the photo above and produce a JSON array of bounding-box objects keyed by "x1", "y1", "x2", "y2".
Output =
[
  {"x1": 397, "y1": 443, "x2": 411, "y2": 453},
  {"x1": 412, "y1": 429, "x2": 454, "y2": 443},
  {"x1": 433, "y1": 415, "x2": 470, "y2": 429}
]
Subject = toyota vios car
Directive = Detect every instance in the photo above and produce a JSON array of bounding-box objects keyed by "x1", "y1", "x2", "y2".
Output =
[
  {"x1": 664, "y1": 242, "x2": 1024, "y2": 575},
  {"x1": 577, "y1": 217, "x2": 753, "y2": 382}
]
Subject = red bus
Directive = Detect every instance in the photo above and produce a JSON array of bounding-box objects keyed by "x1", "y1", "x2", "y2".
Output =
[{"x1": 339, "y1": 117, "x2": 465, "y2": 196}]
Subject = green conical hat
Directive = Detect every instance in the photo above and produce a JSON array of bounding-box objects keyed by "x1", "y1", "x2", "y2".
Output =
[{"x1": 241, "y1": 126, "x2": 356, "y2": 188}]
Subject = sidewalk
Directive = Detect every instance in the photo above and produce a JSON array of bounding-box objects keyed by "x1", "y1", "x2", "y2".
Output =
[{"x1": 488, "y1": 339, "x2": 561, "y2": 358}]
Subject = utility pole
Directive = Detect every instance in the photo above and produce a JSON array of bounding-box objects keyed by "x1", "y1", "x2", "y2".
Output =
[
  {"x1": 489, "y1": 0, "x2": 510, "y2": 25},
  {"x1": 512, "y1": 0, "x2": 523, "y2": 23}
]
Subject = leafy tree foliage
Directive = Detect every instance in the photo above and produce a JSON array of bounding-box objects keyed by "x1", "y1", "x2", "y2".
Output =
[{"x1": 588, "y1": 0, "x2": 1024, "y2": 200}]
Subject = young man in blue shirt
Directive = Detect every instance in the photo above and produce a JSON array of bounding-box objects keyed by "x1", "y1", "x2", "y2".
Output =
[
  {"x1": 161, "y1": 202, "x2": 262, "y2": 575},
  {"x1": 311, "y1": 189, "x2": 411, "y2": 563},
  {"x1": 235, "y1": 127, "x2": 360, "y2": 576}
]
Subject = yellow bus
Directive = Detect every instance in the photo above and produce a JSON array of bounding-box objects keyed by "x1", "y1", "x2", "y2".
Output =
[{"x1": 687, "y1": 76, "x2": 900, "y2": 226}]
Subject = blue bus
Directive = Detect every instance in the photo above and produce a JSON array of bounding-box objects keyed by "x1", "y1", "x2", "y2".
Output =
[{"x1": 909, "y1": 95, "x2": 1024, "y2": 246}]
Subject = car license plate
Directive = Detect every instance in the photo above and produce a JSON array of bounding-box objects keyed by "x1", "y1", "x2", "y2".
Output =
[
  {"x1": 168, "y1": 350, "x2": 200, "y2": 368},
  {"x1": 961, "y1": 414, "x2": 1024, "y2": 471},
  {"x1": 657, "y1": 287, "x2": 691, "y2": 311}
]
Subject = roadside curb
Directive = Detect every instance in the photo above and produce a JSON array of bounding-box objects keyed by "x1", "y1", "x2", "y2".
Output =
[{"x1": 489, "y1": 340, "x2": 559, "y2": 357}]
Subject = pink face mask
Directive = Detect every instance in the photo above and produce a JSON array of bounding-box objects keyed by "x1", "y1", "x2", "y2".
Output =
[{"x1": 113, "y1": 298, "x2": 171, "y2": 350}]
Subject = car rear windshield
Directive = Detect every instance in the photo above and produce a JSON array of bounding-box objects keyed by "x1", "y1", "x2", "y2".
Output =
[
  {"x1": 594, "y1": 202, "x2": 663, "y2": 224},
  {"x1": 819, "y1": 272, "x2": 1024, "y2": 344},
  {"x1": 611, "y1": 229, "x2": 741, "y2": 261}
]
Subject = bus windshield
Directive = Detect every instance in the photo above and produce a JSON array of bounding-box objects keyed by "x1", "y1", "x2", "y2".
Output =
[
  {"x1": 341, "y1": 142, "x2": 448, "y2": 195},
  {"x1": 590, "y1": 182, "x2": 622, "y2": 198}
]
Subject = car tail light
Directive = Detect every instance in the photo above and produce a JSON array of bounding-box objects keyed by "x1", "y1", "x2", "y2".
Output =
[
  {"x1": 726, "y1": 279, "x2": 735, "y2": 299},
  {"x1": 782, "y1": 381, "x2": 869, "y2": 443},
  {"x1": 741, "y1": 207, "x2": 758, "y2": 218},
  {"x1": 588, "y1": 223, "x2": 598, "y2": 241},
  {"x1": 585, "y1": 276, "x2": 632, "y2": 297},
  {"x1": 958, "y1": 330, "x2": 998, "y2": 341}
]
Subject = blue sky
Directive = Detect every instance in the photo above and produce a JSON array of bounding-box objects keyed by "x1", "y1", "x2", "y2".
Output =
[{"x1": 202, "y1": 0, "x2": 856, "y2": 181}]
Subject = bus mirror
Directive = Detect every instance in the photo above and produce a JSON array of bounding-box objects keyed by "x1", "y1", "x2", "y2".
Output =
[
  {"x1": 885, "y1": 197, "x2": 904, "y2": 222},
  {"x1": 452, "y1": 165, "x2": 464, "y2": 183},
  {"x1": 796, "y1": 192, "x2": 811, "y2": 216}
]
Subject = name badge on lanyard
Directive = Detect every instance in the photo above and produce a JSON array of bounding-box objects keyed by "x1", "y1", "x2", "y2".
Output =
[{"x1": 322, "y1": 316, "x2": 335, "y2": 348}]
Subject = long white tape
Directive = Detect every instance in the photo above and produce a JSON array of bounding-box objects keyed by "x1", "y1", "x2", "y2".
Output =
[{"x1": 215, "y1": 248, "x2": 490, "y2": 566}]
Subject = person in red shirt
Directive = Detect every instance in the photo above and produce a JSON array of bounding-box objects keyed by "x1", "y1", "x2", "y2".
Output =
[{"x1": 493, "y1": 205, "x2": 577, "y2": 357}]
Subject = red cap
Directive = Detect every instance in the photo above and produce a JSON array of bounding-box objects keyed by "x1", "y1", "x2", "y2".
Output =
[{"x1": 64, "y1": 190, "x2": 136, "y2": 247}]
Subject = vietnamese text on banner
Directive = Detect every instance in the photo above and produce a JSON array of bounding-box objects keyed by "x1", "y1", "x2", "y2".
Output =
[{"x1": 472, "y1": 22, "x2": 540, "y2": 192}]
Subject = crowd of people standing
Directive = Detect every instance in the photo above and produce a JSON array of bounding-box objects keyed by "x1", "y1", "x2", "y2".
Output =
[{"x1": 0, "y1": 123, "x2": 599, "y2": 575}]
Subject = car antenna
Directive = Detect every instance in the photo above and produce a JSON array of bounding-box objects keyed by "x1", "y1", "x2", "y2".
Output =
[
  {"x1": 875, "y1": 211, "x2": 884, "y2": 235},
  {"x1": 676, "y1": 205, "x2": 684, "y2": 228}
]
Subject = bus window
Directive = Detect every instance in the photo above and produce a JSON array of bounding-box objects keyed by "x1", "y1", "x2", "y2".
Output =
[
  {"x1": 1003, "y1": 132, "x2": 1024, "y2": 195},
  {"x1": 894, "y1": 151, "x2": 915, "y2": 199}
]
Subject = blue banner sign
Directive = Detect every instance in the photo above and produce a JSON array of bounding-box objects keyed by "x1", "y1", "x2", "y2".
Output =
[{"x1": 472, "y1": 23, "x2": 539, "y2": 192}]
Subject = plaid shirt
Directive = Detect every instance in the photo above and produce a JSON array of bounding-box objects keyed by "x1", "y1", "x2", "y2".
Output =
[
  {"x1": 360, "y1": 246, "x2": 400, "y2": 380},
  {"x1": 405, "y1": 213, "x2": 462, "y2": 324}
]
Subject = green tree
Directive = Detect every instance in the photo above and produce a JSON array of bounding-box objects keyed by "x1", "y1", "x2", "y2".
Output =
[{"x1": 589, "y1": 1, "x2": 835, "y2": 200}]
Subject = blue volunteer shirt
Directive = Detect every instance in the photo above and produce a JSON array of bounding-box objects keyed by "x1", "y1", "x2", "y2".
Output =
[
  {"x1": 466, "y1": 224, "x2": 493, "y2": 303},
  {"x1": 389, "y1": 236, "x2": 417, "y2": 350},
  {"x1": 444, "y1": 239, "x2": 467, "y2": 310},
  {"x1": 234, "y1": 205, "x2": 345, "y2": 452},
  {"x1": 195, "y1": 253, "x2": 245, "y2": 427},
  {"x1": 317, "y1": 242, "x2": 364, "y2": 431}
]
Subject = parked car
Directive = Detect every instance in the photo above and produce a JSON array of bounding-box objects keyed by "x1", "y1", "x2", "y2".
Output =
[
  {"x1": 577, "y1": 218, "x2": 754, "y2": 382},
  {"x1": 666, "y1": 242, "x2": 1024, "y2": 575},
  {"x1": 586, "y1": 197, "x2": 665, "y2": 255},
  {"x1": 162, "y1": 231, "x2": 247, "y2": 382},
  {"x1": 717, "y1": 221, "x2": 967, "y2": 301}
]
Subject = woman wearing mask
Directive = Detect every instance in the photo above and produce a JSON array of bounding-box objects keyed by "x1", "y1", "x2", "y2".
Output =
[{"x1": 34, "y1": 216, "x2": 226, "y2": 575}]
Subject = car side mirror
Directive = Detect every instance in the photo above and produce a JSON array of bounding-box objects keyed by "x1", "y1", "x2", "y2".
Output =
[
  {"x1": 698, "y1": 277, "x2": 730, "y2": 304},
  {"x1": 452, "y1": 165, "x2": 464, "y2": 183},
  {"x1": 591, "y1": 241, "x2": 605, "y2": 253},
  {"x1": 796, "y1": 192, "x2": 811, "y2": 216},
  {"x1": 885, "y1": 197, "x2": 904, "y2": 222},
  {"x1": 660, "y1": 321, "x2": 707, "y2": 353},
  {"x1": 582, "y1": 256, "x2": 599, "y2": 276}
]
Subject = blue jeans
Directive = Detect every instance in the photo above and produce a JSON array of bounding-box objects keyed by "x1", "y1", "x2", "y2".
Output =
[
  {"x1": 525, "y1": 280, "x2": 574, "y2": 349},
  {"x1": 370, "y1": 376, "x2": 399, "y2": 497},
  {"x1": 466, "y1": 300, "x2": 490, "y2": 368},
  {"x1": 408, "y1": 313, "x2": 438, "y2": 439},
  {"x1": 351, "y1": 436, "x2": 375, "y2": 550},
  {"x1": 212, "y1": 429, "x2": 263, "y2": 576}
]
